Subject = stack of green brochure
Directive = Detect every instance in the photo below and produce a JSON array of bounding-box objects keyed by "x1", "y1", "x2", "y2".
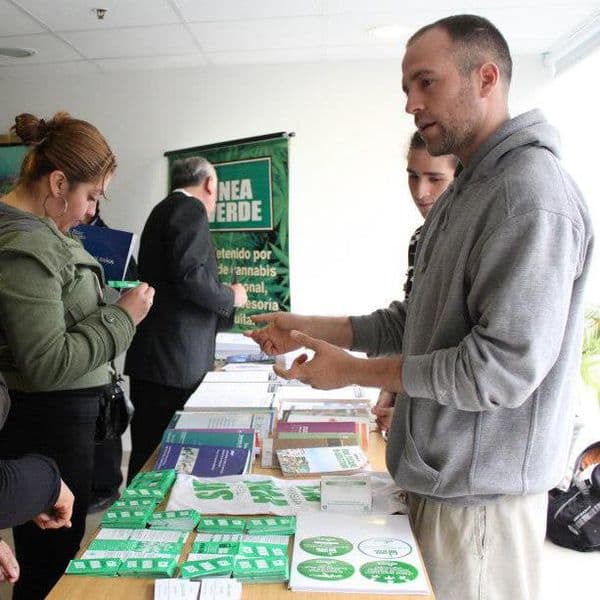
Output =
[
  {"x1": 233, "y1": 556, "x2": 289, "y2": 583},
  {"x1": 126, "y1": 530, "x2": 188, "y2": 560},
  {"x1": 81, "y1": 536, "x2": 137, "y2": 559},
  {"x1": 117, "y1": 556, "x2": 178, "y2": 578},
  {"x1": 180, "y1": 530, "x2": 290, "y2": 583},
  {"x1": 148, "y1": 509, "x2": 201, "y2": 531},
  {"x1": 179, "y1": 556, "x2": 234, "y2": 579},
  {"x1": 238, "y1": 538, "x2": 289, "y2": 559},
  {"x1": 197, "y1": 517, "x2": 246, "y2": 534},
  {"x1": 188, "y1": 533, "x2": 242, "y2": 558},
  {"x1": 101, "y1": 505, "x2": 155, "y2": 529},
  {"x1": 120, "y1": 487, "x2": 165, "y2": 502},
  {"x1": 112, "y1": 497, "x2": 158, "y2": 510},
  {"x1": 81, "y1": 529, "x2": 189, "y2": 562},
  {"x1": 127, "y1": 469, "x2": 177, "y2": 501},
  {"x1": 66, "y1": 558, "x2": 122, "y2": 577},
  {"x1": 244, "y1": 516, "x2": 296, "y2": 535}
]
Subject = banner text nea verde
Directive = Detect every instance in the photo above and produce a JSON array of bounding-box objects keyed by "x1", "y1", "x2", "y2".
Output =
[{"x1": 166, "y1": 136, "x2": 290, "y2": 332}]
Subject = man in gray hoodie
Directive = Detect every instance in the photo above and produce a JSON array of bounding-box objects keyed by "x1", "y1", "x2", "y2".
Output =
[{"x1": 248, "y1": 14, "x2": 593, "y2": 600}]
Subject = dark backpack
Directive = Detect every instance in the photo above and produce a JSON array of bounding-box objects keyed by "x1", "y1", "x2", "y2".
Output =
[{"x1": 547, "y1": 441, "x2": 600, "y2": 552}]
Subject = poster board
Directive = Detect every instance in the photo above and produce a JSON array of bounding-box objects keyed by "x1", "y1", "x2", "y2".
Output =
[{"x1": 0, "y1": 143, "x2": 27, "y2": 195}]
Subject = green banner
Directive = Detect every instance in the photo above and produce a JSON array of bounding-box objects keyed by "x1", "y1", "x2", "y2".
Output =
[
  {"x1": 166, "y1": 135, "x2": 290, "y2": 332},
  {"x1": 0, "y1": 144, "x2": 27, "y2": 195}
]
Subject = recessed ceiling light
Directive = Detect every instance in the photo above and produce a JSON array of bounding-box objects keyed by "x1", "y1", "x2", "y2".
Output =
[
  {"x1": 367, "y1": 25, "x2": 409, "y2": 40},
  {"x1": 0, "y1": 47, "x2": 37, "y2": 58}
]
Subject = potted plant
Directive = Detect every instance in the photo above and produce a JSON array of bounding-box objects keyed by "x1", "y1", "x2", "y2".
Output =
[{"x1": 581, "y1": 306, "x2": 600, "y2": 407}]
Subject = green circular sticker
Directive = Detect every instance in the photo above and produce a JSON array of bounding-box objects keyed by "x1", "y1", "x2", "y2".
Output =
[
  {"x1": 358, "y1": 537, "x2": 412, "y2": 559},
  {"x1": 300, "y1": 536, "x2": 353, "y2": 557},
  {"x1": 297, "y1": 558, "x2": 355, "y2": 581},
  {"x1": 360, "y1": 561, "x2": 419, "y2": 584}
]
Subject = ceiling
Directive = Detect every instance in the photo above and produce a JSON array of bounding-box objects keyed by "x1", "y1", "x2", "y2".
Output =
[{"x1": 0, "y1": 0, "x2": 598, "y2": 78}]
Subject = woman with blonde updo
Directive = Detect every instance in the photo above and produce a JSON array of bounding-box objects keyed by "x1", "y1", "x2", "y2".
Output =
[{"x1": 0, "y1": 112, "x2": 154, "y2": 599}]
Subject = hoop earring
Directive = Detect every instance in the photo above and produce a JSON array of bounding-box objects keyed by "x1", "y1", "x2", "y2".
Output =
[
  {"x1": 58, "y1": 194, "x2": 68, "y2": 217},
  {"x1": 42, "y1": 194, "x2": 68, "y2": 218}
]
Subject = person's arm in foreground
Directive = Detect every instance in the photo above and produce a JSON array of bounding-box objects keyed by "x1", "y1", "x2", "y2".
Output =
[
  {"x1": 32, "y1": 479, "x2": 75, "y2": 530},
  {"x1": 0, "y1": 455, "x2": 74, "y2": 530},
  {"x1": 271, "y1": 330, "x2": 405, "y2": 392},
  {"x1": 245, "y1": 313, "x2": 354, "y2": 355},
  {"x1": 0, "y1": 459, "x2": 74, "y2": 584}
]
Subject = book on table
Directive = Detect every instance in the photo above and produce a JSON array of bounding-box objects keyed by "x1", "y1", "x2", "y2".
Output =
[
  {"x1": 276, "y1": 445, "x2": 369, "y2": 478},
  {"x1": 272, "y1": 436, "x2": 362, "y2": 468},
  {"x1": 201, "y1": 370, "x2": 276, "y2": 383},
  {"x1": 275, "y1": 418, "x2": 369, "y2": 451},
  {"x1": 71, "y1": 223, "x2": 136, "y2": 281},
  {"x1": 277, "y1": 401, "x2": 373, "y2": 420},
  {"x1": 161, "y1": 428, "x2": 256, "y2": 453},
  {"x1": 155, "y1": 443, "x2": 252, "y2": 476},
  {"x1": 275, "y1": 420, "x2": 361, "y2": 437},
  {"x1": 184, "y1": 381, "x2": 276, "y2": 410},
  {"x1": 280, "y1": 406, "x2": 372, "y2": 421},
  {"x1": 274, "y1": 384, "x2": 365, "y2": 403},
  {"x1": 168, "y1": 409, "x2": 275, "y2": 443}
]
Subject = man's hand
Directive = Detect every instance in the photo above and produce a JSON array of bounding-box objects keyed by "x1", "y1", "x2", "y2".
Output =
[
  {"x1": 244, "y1": 312, "x2": 307, "y2": 355},
  {"x1": 33, "y1": 479, "x2": 74, "y2": 530},
  {"x1": 229, "y1": 283, "x2": 248, "y2": 307},
  {"x1": 273, "y1": 331, "x2": 356, "y2": 390},
  {"x1": 372, "y1": 390, "x2": 395, "y2": 432},
  {"x1": 0, "y1": 539, "x2": 19, "y2": 583}
]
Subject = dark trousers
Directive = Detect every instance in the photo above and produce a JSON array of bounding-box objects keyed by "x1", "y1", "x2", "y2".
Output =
[
  {"x1": 126, "y1": 379, "x2": 194, "y2": 484},
  {"x1": 0, "y1": 388, "x2": 100, "y2": 600},
  {"x1": 91, "y1": 437, "x2": 123, "y2": 499}
]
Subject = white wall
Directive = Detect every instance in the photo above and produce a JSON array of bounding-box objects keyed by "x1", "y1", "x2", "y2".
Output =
[
  {"x1": 3, "y1": 52, "x2": 596, "y2": 321},
  {"x1": 537, "y1": 50, "x2": 600, "y2": 306}
]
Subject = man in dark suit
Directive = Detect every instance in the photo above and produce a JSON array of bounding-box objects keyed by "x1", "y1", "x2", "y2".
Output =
[{"x1": 124, "y1": 157, "x2": 247, "y2": 482}]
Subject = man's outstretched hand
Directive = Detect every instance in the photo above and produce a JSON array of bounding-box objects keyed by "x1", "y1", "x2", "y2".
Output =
[
  {"x1": 273, "y1": 330, "x2": 356, "y2": 390},
  {"x1": 244, "y1": 312, "x2": 307, "y2": 355}
]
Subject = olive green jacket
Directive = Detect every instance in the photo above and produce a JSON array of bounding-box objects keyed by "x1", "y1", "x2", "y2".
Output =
[{"x1": 0, "y1": 202, "x2": 135, "y2": 392}]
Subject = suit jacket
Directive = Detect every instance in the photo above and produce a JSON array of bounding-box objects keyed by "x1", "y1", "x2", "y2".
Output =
[{"x1": 124, "y1": 191, "x2": 235, "y2": 389}]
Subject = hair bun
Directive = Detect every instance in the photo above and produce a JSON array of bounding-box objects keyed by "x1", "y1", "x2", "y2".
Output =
[
  {"x1": 12, "y1": 111, "x2": 72, "y2": 146},
  {"x1": 12, "y1": 113, "x2": 47, "y2": 146}
]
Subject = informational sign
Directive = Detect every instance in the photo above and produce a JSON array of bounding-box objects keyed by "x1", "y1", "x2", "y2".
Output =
[
  {"x1": 165, "y1": 134, "x2": 290, "y2": 332},
  {"x1": 211, "y1": 157, "x2": 273, "y2": 231}
]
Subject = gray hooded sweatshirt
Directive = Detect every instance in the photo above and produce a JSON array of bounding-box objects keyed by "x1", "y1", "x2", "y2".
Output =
[{"x1": 351, "y1": 110, "x2": 594, "y2": 503}]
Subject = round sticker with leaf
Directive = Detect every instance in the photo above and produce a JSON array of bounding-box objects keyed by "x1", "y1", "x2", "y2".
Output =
[
  {"x1": 359, "y1": 560, "x2": 419, "y2": 584},
  {"x1": 300, "y1": 536, "x2": 353, "y2": 557},
  {"x1": 297, "y1": 558, "x2": 355, "y2": 581},
  {"x1": 358, "y1": 537, "x2": 412, "y2": 559}
]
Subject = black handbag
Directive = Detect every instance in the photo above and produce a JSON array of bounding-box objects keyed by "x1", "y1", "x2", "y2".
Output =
[
  {"x1": 95, "y1": 363, "x2": 134, "y2": 442},
  {"x1": 547, "y1": 441, "x2": 600, "y2": 552}
]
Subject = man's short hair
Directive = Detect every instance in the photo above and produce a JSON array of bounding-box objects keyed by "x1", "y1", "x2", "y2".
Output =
[
  {"x1": 171, "y1": 156, "x2": 213, "y2": 190},
  {"x1": 409, "y1": 14, "x2": 512, "y2": 87},
  {"x1": 409, "y1": 131, "x2": 427, "y2": 151},
  {"x1": 408, "y1": 131, "x2": 460, "y2": 170}
]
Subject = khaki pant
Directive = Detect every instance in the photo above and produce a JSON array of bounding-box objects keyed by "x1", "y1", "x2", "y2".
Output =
[{"x1": 408, "y1": 492, "x2": 548, "y2": 600}]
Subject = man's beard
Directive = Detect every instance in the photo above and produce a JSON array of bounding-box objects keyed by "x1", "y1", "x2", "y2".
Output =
[
  {"x1": 428, "y1": 121, "x2": 476, "y2": 156},
  {"x1": 427, "y1": 83, "x2": 480, "y2": 157}
]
